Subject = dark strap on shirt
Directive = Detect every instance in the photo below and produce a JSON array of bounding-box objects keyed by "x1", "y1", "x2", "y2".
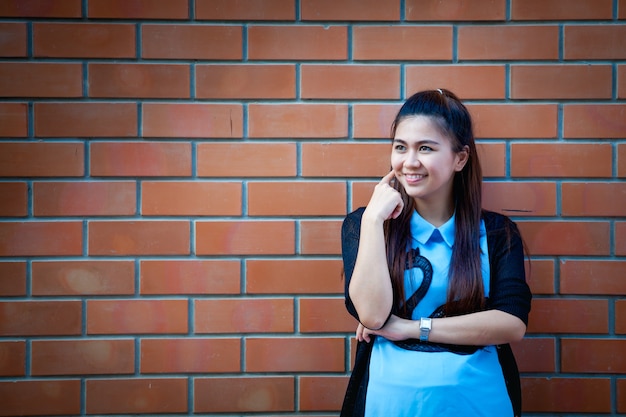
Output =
[{"x1": 393, "y1": 247, "x2": 482, "y2": 355}]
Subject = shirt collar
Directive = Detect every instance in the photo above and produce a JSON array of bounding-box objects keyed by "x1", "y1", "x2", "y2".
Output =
[{"x1": 410, "y1": 210, "x2": 455, "y2": 248}]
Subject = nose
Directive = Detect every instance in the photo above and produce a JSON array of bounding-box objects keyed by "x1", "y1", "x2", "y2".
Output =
[{"x1": 405, "y1": 150, "x2": 421, "y2": 167}]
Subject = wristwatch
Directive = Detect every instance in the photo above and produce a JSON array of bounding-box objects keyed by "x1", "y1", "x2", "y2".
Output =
[{"x1": 419, "y1": 317, "x2": 432, "y2": 342}]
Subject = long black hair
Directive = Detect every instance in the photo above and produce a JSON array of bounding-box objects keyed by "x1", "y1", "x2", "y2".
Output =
[{"x1": 385, "y1": 89, "x2": 485, "y2": 318}]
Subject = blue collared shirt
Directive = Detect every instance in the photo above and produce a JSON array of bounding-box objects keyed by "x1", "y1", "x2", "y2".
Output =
[{"x1": 364, "y1": 210, "x2": 513, "y2": 417}]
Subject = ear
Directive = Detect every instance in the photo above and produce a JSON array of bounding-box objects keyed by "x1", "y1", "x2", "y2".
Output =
[{"x1": 454, "y1": 145, "x2": 470, "y2": 172}]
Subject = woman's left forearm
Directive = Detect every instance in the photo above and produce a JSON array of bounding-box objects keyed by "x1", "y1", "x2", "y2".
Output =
[
  {"x1": 427, "y1": 310, "x2": 527, "y2": 346},
  {"x1": 363, "y1": 309, "x2": 527, "y2": 346}
]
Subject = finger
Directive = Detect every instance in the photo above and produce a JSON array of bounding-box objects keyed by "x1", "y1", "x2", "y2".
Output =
[
  {"x1": 390, "y1": 199, "x2": 405, "y2": 219},
  {"x1": 356, "y1": 324, "x2": 364, "y2": 342},
  {"x1": 379, "y1": 170, "x2": 396, "y2": 185}
]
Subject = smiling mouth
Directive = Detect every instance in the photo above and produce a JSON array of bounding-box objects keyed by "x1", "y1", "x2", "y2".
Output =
[{"x1": 404, "y1": 173, "x2": 425, "y2": 181}]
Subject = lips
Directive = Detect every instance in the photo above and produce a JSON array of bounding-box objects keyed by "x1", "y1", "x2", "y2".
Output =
[{"x1": 403, "y1": 173, "x2": 425, "y2": 184}]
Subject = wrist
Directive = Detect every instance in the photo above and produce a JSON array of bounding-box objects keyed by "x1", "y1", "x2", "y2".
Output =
[{"x1": 419, "y1": 317, "x2": 432, "y2": 342}]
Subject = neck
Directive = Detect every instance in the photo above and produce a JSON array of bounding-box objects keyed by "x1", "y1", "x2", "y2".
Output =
[{"x1": 414, "y1": 198, "x2": 454, "y2": 227}]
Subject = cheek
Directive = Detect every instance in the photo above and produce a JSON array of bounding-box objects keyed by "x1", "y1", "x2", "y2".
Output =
[{"x1": 390, "y1": 154, "x2": 402, "y2": 170}]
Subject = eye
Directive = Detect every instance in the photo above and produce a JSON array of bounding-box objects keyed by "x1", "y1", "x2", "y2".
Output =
[
  {"x1": 394, "y1": 143, "x2": 407, "y2": 152},
  {"x1": 419, "y1": 145, "x2": 433, "y2": 152}
]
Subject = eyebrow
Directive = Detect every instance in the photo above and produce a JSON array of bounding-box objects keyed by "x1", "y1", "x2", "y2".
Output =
[{"x1": 393, "y1": 138, "x2": 440, "y2": 146}]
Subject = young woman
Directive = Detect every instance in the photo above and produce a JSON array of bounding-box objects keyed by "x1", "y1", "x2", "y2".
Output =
[{"x1": 341, "y1": 89, "x2": 532, "y2": 417}]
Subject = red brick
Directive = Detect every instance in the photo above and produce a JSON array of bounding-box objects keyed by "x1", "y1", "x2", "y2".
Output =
[
  {"x1": 406, "y1": 0, "x2": 505, "y2": 20},
  {"x1": 141, "y1": 260, "x2": 239, "y2": 295},
  {"x1": 90, "y1": 142, "x2": 191, "y2": 177},
  {"x1": 0, "y1": 0, "x2": 81, "y2": 17},
  {"x1": 35, "y1": 102, "x2": 136, "y2": 137},
  {"x1": 618, "y1": 300, "x2": 626, "y2": 334},
  {"x1": 353, "y1": 26, "x2": 453, "y2": 60},
  {"x1": 86, "y1": 378, "x2": 187, "y2": 414},
  {"x1": 0, "y1": 261, "x2": 26, "y2": 296},
  {"x1": 512, "y1": 0, "x2": 612, "y2": 20},
  {"x1": 526, "y1": 259, "x2": 555, "y2": 295},
  {"x1": 34, "y1": 23, "x2": 135, "y2": 58},
  {"x1": 0, "y1": 221, "x2": 82, "y2": 257},
  {"x1": 195, "y1": 298, "x2": 293, "y2": 333},
  {"x1": 300, "y1": 297, "x2": 357, "y2": 333},
  {"x1": 246, "y1": 337, "x2": 344, "y2": 372},
  {"x1": 458, "y1": 25, "x2": 559, "y2": 60},
  {"x1": 619, "y1": 65, "x2": 626, "y2": 98},
  {"x1": 0, "y1": 301, "x2": 81, "y2": 336},
  {"x1": 0, "y1": 142, "x2": 84, "y2": 177},
  {"x1": 196, "y1": 64, "x2": 295, "y2": 99},
  {"x1": 0, "y1": 102, "x2": 27, "y2": 137},
  {"x1": 0, "y1": 23, "x2": 27, "y2": 57},
  {"x1": 353, "y1": 103, "x2": 401, "y2": 139},
  {"x1": 527, "y1": 299, "x2": 608, "y2": 334},
  {"x1": 196, "y1": 0, "x2": 295, "y2": 20},
  {"x1": 248, "y1": 25, "x2": 347, "y2": 60},
  {"x1": 301, "y1": 0, "x2": 400, "y2": 21},
  {"x1": 88, "y1": 0, "x2": 189, "y2": 19},
  {"x1": 565, "y1": 25, "x2": 626, "y2": 60},
  {"x1": 618, "y1": 222, "x2": 626, "y2": 256},
  {"x1": 142, "y1": 24, "x2": 241, "y2": 59},
  {"x1": 563, "y1": 104, "x2": 626, "y2": 138},
  {"x1": 87, "y1": 299, "x2": 188, "y2": 334},
  {"x1": 0, "y1": 182, "x2": 27, "y2": 216},
  {"x1": 518, "y1": 221, "x2": 610, "y2": 256},
  {"x1": 522, "y1": 377, "x2": 611, "y2": 413},
  {"x1": 0, "y1": 380, "x2": 81, "y2": 416},
  {"x1": 482, "y1": 181, "x2": 557, "y2": 216},
  {"x1": 197, "y1": 142, "x2": 297, "y2": 177},
  {"x1": 302, "y1": 64, "x2": 400, "y2": 99},
  {"x1": 142, "y1": 103, "x2": 242, "y2": 138},
  {"x1": 477, "y1": 142, "x2": 506, "y2": 178},
  {"x1": 511, "y1": 65, "x2": 612, "y2": 99},
  {"x1": 196, "y1": 221, "x2": 295, "y2": 255},
  {"x1": 194, "y1": 377, "x2": 294, "y2": 413},
  {"x1": 141, "y1": 338, "x2": 240, "y2": 373},
  {"x1": 249, "y1": 104, "x2": 348, "y2": 138},
  {"x1": 34, "y1": 181, "x2": 136, "y2": 216},
  {"x1": 32, "y1": 339, "x2": 134, "y2": 376},
  {"x1": 32, "y1": 260, "x2": 135, "y2": 296},
  {"x1": 469, "y1": 104, "x2": 558, "y2": 138},
  {"x1": 89, "y1": 63, "x2": 190, "y2": 98},
  {"x1": 562, "y1": 339, "x2": 626, "y2": 373},
  {"x1": 620, "y1": 144, "x2": 626, "y2": 178},
  {"x1": 88, "y1": 220, "x2": 190, "y2": 256},
  {"x1": 0, "y1": 63, "x2": 82, "y2": 98},
  {"x1": 619, "y1": 378, "x2": 626, "y2": 413},
  {"x1": 621, "y1": 0, "x2": 626, "y2": 19},
  {"x1": 407, "y1": 65, "x2": 505, "y2": 99},
  {"x1": 562, "y1": 182, "x2": 626, "y2": 216},
  {"x1": 510, "y1": 338, "x2": 555, "y2": 373},
  {"x1": 141, "y1": 181, "x2": 241, "y2": 216},
  {"x1": 248, "y1": 181, "x2": 346, "y2": 216},
  {"x1": 246, "y1": 259, "x2": 343, "y2": 294},
  {"x1": 299, "y1": 376, "x2": 347, "y2": 411},
  {"x1": 0, "y1": 341, "x2": 25, "y2": 376},
  {"x1": 351, "y1": 181, "x2": 377, "y2": 209},
  {"x1": 301, "y1": 143, "x2": 389, "y2": 177},
  {"x1": 511, "y1": 143, "x2": 612, "y2": 177},
  {"x1": 300, "y1": 220, "x2": 343, "y2": 255}
]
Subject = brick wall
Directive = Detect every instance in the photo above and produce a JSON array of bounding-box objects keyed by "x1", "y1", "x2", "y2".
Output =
[{"x1": 0, "y1": 0, "x2": 625, "y2": 415}]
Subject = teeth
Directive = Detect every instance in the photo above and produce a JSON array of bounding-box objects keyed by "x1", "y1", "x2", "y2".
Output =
[{"x1": 405, "y1": 174, "x2": 424, "y2": 180}]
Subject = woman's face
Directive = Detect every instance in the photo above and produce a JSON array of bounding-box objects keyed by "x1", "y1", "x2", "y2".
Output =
[{"x1": 391, "y1": 115, "x2": 468, "y2": 208}]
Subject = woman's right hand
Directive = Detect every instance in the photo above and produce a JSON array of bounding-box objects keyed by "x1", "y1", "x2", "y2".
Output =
[{"x1": 363, "y1": 170, "x2": 404, "y2": 223}]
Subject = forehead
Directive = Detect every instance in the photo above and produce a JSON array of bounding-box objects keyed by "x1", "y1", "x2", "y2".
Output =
[{"x1": 393, "y1": 115, "x2": 449, "y2": 142}]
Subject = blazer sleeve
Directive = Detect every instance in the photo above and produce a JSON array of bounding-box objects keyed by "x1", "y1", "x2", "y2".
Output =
[
  {"x1": 485, "y1": 211, "x2": 532, "y2": 325},
  {"x1": 341, "y1": 207, "x2": 365, "y2": 322}
]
